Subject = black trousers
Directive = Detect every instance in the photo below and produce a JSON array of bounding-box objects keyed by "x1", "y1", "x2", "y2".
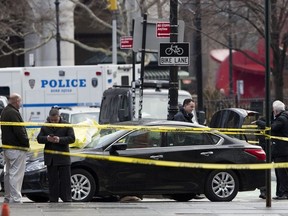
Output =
[
  {"x1": 47, "y1": 165, "x2": 72, "y2": 202},
  {"x1": 274, "y1": 156, "x2": 288, "y2": 197}
]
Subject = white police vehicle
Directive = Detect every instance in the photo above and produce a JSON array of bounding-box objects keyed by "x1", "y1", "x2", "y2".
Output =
[
  {"x1": 0, "y1": 65, "x2": 140, "y2": 122},
  {"x1": 59, "y1": 106, "x2": 100, "y2": 124}
]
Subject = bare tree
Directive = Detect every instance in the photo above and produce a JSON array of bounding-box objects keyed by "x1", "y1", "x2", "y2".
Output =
[
  {"x1": 198, "y1": 0, "x2": 288, "y2": 100},
  {"x1": 0, "y1": 0, "x2": 170, "y2": 61}
]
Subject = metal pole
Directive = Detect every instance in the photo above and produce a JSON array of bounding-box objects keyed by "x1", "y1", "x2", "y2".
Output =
[
  {"x1": 167, "y1": 0, "x2": 179, "y2": 120},
  {"x1": 112, "y1": 13, "x2": 117, "y2": 64},
  {"x1": 138, "y1": 13, "x2": 148, "y2": 120},
  {"x1": 264, "y1": 0, "x2": 271, "y2": 208},
  {"x1": 194, "y1": 0, "x2": 203, "y2": 111},
  {"x1": 55, "y1": 0, "x2": 61, "y2": 66},
  {"x1": 228, "y1": 0, "x2": 233, "y2": 97}
]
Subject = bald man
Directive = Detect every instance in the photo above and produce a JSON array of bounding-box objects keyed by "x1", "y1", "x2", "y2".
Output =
[{"x1": 1, "y1": 93, "x2": 30, "y2": 203}]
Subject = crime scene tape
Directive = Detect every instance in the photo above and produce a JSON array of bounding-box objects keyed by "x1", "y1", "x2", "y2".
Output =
[
  {"x1": 2, "y1": 144, "x2": 288, "y2": 170},
  {"x1": 1, "y1": 120, "x2": 288, "y2": 142},
  {"x1": 41, "y1": 149, "x2": 288, "y2": 170},
  {"x1": 2, "y1": 121, "x2": 288, "y2": 170}
]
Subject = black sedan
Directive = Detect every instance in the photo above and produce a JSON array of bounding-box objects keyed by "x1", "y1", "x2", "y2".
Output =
[{"x1": 22, "y1": 120, "x2": 266, "y2": 202}]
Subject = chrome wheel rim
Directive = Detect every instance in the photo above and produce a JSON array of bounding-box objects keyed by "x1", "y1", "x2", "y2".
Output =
[
  {"x1": 71, "y1": 173, "x2": 91, "y2": 201},
  {"x1": 212, "y1": 172, "x2": 235, "y2": 198}
]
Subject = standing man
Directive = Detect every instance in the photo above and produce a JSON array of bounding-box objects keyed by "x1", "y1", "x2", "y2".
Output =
[
  {"x1": 1, "y1": 93, "x2": 30, "y2": 203},
  {"x1": 256, "y1": 100, "x2": 288, "y2": 199},
  {"x1": 173, "y1": 98, "x2": 204, "y2": 199},
  {"x1": 37, "y1": 107, "x2": 75, "y2": 202},
  {"x1": 173, "y1": 98, "x2": 195, "y2": 123}
]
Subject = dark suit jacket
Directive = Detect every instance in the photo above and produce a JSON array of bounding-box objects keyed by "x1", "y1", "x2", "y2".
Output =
[{"x1": 37, "y1": 118, "x2": 75, "y2": 166}]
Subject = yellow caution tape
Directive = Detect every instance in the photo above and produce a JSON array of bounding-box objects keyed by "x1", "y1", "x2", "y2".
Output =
[
  {"x1": 2, "y1": 121, "x2": 288, "y2": 170},
  {"x1": 43, "y1": 149, "x2": 288, "y2": 170}
]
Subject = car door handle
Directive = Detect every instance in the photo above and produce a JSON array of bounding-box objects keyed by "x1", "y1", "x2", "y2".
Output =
[
  {"x1": 150, "y1": 155, "x2": 163, "y2": 160},
  {"x1": 200, "y1": 151, "x2": 213, "y2": 156}
]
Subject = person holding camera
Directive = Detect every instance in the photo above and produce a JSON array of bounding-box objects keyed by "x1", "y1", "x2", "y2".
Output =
[{"x1": 37, "y1": 107, "x2": 75, "y2": 202}]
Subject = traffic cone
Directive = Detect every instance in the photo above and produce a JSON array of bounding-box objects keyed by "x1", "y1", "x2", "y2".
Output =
[{"x1": 1, "y1": 203, "x2": 10, "y2": 216}]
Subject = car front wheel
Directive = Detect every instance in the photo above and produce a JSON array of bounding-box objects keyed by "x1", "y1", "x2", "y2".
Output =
[
  {"x1": 204, "y1": 170, "x2": 239, "y2": 202},
  {"x1": 71, "y1": 169, "x2": 96, "y2": 202}
]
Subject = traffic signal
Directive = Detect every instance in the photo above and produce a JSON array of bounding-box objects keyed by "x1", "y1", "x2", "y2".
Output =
[{"x1": 107, "y1": 0, "x2": 117, "y2": 11}]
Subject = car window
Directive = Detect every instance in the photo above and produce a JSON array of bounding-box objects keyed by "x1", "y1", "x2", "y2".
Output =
[
  {"x1": 167, "y1": 132, "x2": 220, "y2": 146},
  {"x1": 119, "y1": 130, "x2": 161, "y2": 149},
  {"x1": 71, "y1": 112, "x2": 99, "y2": 124},
  {"x1": 60, "y1": 113, "x2": 70, "y2": 122}
]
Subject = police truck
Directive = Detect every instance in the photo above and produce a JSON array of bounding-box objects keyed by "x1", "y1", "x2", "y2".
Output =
[{"x1": 0, "y1": 64, "x2": 140, "y2": 122}]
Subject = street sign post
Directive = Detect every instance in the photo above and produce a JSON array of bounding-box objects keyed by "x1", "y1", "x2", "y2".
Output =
[
  {"x1": 159, "y1": 42, "x2": 190, "y2": 66},
  {"x1": 132, "y1": 18, "x2": 184, "y2": 52}
]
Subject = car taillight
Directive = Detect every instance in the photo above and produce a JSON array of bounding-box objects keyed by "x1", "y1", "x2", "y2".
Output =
[{"x1": 244, "y1": 149, "x2": 266, "y2": 161}]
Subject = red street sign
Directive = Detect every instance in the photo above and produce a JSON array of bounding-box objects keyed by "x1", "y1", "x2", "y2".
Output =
[
  {"x1": 156, "y1": 22, "x2": 170, "y2": 38},
  {"x1": 120, "y1": 36, "x2": 133, "y2": 49}
]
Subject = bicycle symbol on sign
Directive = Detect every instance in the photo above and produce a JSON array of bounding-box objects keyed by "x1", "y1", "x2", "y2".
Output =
[{"x1": 165, "y1": 44, "x2": 184, "y2": 55}]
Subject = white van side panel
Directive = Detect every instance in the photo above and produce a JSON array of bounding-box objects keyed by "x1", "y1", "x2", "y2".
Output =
[{"x1": 0, "y1": 65, "x2": 136, "y2": 122}]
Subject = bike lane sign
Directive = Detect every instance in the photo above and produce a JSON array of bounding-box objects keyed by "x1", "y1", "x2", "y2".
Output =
[{"x1": 159, "y1": 42, "x2": 190, "y2": 66}]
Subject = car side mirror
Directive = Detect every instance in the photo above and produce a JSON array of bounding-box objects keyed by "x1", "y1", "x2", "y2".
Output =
[
  {"x1": 109, "y1": 143, "x2": 128, "y2": 155},
  {"x1": 197, "y1": 111, "x2": 206, "y2": 125}
]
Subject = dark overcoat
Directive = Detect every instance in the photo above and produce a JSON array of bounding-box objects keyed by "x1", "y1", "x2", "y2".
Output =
[
  {"x1": 37, "y1": 118, "x2": 75, "y2": 166},
  {"x1": 1, "y1": 104, "x2": 29, "y2": 149}
]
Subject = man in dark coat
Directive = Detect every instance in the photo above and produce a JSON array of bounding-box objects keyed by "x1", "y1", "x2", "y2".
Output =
[
  {"x1": 37, "y1": 108, "x2": 75, "y2": 202},
  {"x1": 173, "y1": 98, "x2": 195, "y2": 123},
  {"x1": 256, "y1": 100, "x2": 288, "y2": 200},
  {"x1": 173, "y1": 98, "x2": 204, "y2": 199},
  {"x1": 1, "y1": 93, "x2": 30, "y2": 203}
]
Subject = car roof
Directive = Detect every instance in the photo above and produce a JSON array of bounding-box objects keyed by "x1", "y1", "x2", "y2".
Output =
[
  {"x1": 59, "y1": 106, "x2": 100, "y2": 114},
  {"x1": 114, "y1": 119, "x2": 205, "y2": 128}
]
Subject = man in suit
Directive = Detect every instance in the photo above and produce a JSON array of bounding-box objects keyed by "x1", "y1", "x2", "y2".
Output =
[{"x1": 37, "y1": 107, "x2": 75, "y2": 202}]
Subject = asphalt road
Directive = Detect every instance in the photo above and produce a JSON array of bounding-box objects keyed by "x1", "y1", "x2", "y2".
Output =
[{"x1": 0, "y1": 177, "x2": 284, "y2": 216}]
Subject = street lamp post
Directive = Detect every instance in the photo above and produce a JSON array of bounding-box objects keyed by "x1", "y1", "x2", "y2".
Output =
[{"x1": 55, "y1": 0, "x2": 61, "y2": 66}]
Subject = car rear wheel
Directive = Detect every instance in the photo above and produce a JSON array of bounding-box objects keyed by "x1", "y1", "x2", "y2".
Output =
[
  {"x1": 204, "y1": 170, "x2": 239, "y2": 202},
  {"x1": 71, "y1": 169, "x2": 96, "y2": 202},
  {"x1": 25, "y1": 194, "x2": 49, "y2": 202}
]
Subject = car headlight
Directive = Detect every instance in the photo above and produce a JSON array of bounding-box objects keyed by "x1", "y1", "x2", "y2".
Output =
[{"x1": 25, "y1": 160, "x2": 46, "y2": 172}]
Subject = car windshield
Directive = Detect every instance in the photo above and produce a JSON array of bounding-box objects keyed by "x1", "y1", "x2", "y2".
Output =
[
  {"x1": 84, "y1": 129, "x2": 126, "y2": 149},
  {"x1": 71, "y1": 112, "x2": 99, "y2": 124}
]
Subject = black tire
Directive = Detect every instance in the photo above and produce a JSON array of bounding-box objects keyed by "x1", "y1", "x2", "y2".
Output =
[
  {"x1": 168, "y1": 193, "x2": 196, "y2": 202},
  {"x1": 25, "y1": 194, "x2": 49, "y2": 202},
  {"x1": 71, "y1": 169, "x2": 96, "y2": 202},
  {"x1": 204, "y1": 170, "x2": 239, "y2": 202}
]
